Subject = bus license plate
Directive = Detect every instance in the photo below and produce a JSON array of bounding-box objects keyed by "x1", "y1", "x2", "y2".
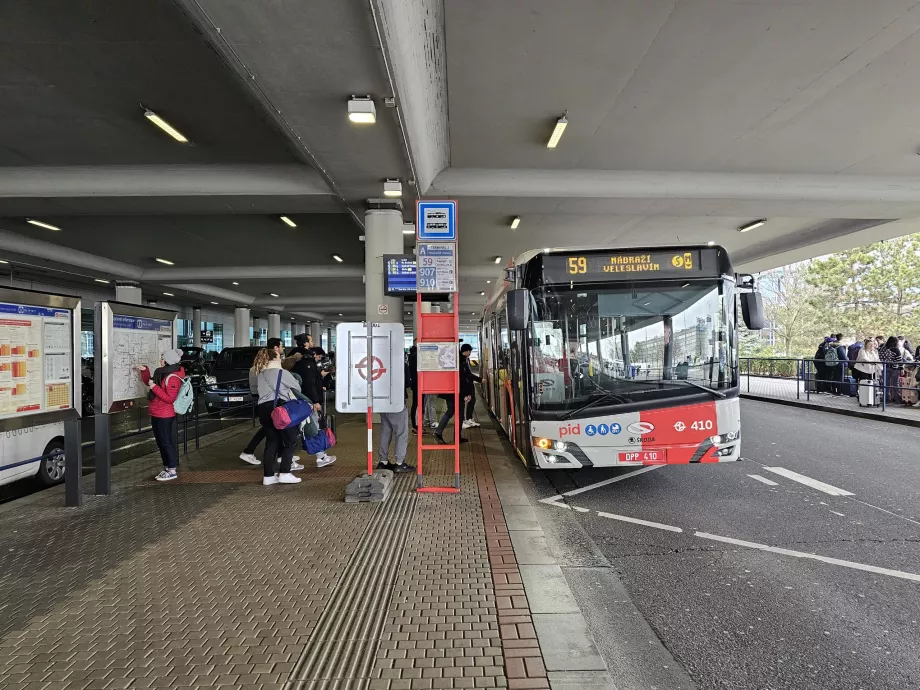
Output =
[
  {"x1": 619, "y1": 450, "x2": 667, "y2": 464},
  {"x1": 228, "y1": 396, "x2": 244, "y2": 402}
]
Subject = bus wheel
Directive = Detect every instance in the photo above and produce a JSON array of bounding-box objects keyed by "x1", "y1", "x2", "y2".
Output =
[{"x1": 37, "y1": 439, "x2": 66, "y2": 486}]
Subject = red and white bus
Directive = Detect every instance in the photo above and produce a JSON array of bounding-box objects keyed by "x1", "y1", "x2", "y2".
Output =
[{"x1": 479, "y1": 246, "x2": 763, "y2": 469}]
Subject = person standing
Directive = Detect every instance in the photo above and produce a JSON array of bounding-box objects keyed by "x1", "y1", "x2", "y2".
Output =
[
  {"x1": 307, "y1": 346, "x2": 336, "y2": 467},
  {"x1": 255, "y1": 350, "x2": 311, "y2": 485},
  {"x1": 460, "y1": 344, "x2": 482, "y2": 429},
  {"x1": 137, "y1": 348, "x2": 185, "y2": 482},
  {"x1": 407, "y1": 345, "x2": 421, "y2": 434},
  {"x1": 813, "y1": 337, "x2": 829, "y2": 394},
  {"x1": 854, "y1": 339, "x2": 880, "y2": 382},
  {"x1": 376, "y1": 371, "x2": 415, "y2": 473},
  {"x1": 879, "y1": 336, "x2": 903, "y2": 403},
  {"x1": 846, "y1": 337, "x2": 864, "y2": 378}
]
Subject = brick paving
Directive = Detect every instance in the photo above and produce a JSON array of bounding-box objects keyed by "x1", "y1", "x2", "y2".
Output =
[{"x1": 0, "y1": 414, "x2": 550, "y2": 690}]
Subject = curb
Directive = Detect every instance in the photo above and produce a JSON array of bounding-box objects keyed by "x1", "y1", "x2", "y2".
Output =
[{"x1": 741, "y1": 393, "x2": 920, "y2": 429}]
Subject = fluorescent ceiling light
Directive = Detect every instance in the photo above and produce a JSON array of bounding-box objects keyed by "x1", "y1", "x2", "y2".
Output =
[
  {"x1": 26, "y1": 219, "x2": 61, "y2": 231},
  {"x1": 232, "y1": 281, "x2": 239, "y2": 285},
  {"x1": 681, "y1": 283, "x2": 690, "y2": 289},
  {"x1": 94, "y1": 278, "x2": 110, "y2": 284},
  {"x1": 471, "y1": 312, "x2": 476, "y2": 315},
  {"x1": 486, "y1": 280, "x2": 491, "y2": 284},
  {"x1": 707, "y1": 241, "x2": 716, "y2": 246},
  {"x1": 383, "y1": 179, "x2": 402, "y2": 197},
  {"x1": 155, "y1": 257, "x2": 174, "y2": 265},
  {"x1": 479, "y1": 291, "x2": 485, "y2": 296},
  {"x1": 163, "y1": 292, "x2": 174, "y2": 297},
  {"x1": 338, "y1": 313, "x2": 343, "y2": 316},
  {"x1": 738, "y1": 219, "x2": 766, "y2": 233},
  {"x1": 270, "y1": 293, "x2": 279, "y2": 297},
  {"x1": 402, "y1": 229, "x2": 414, "y2": 235},
  {"x1": 493, "y1": 256, "x2": 502, "y2": 264},
  {"x1": 280, "y1": 216, "x2": 297, "y2": 228},
  {"x1": 347, "y1": 96, "x2": 376, "y2": 124},
  {"x1": 547, "y1": 114, "x2": 568, "y2": 149},
  {"x1": 210, "y1": 301, "x2": 219, "y2": 305},
  {"x1": 0, "y1": 260, "x2": 9, "y2": 265},
  {"x1": 332, "y1": 254, "x2": 343, "y2": 262},
  {"x1": 510, "y1": 217, "x2": 520, "y2": 229},
  {"x1": 144, "y1": 109, "x2": 188, "y2": 143}
]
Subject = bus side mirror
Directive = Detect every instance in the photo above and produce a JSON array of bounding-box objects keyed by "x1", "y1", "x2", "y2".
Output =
[
  {"x1": 741, "y1": 292, "x2": 765, "y2": 331},
  {"x1": 507, "y1": 289, "x2": 530, "y2": 330}
]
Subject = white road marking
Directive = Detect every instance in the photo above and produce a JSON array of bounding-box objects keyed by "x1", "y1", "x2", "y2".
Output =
[
  {"x1": 747, "y1": 474, "x2": 778, "y2": 486},
  {"x1": 538, "y1": 465, "x2": 662, "y2": 506},
  {"x1": 852, "y1": 499, "x2": 920, "y2": 527},
  {"x1": 762, "y1": 467, "x2": 854, "y2": 496},
  {"x1": 598, "y1": 511, "x2": 683, "y2": 533},
  {"x1": 830, "y1": 511, "x2": 845, "y2": 517},
  {"x1": 694, "y1": 531, "x2": 920, "y2": 583}
]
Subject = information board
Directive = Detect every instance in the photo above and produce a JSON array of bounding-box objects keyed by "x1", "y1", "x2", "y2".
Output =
[
  {"x1": 542, "y1": 248, "x2": 724, "y2": 283},
  {"x1": 97, "y1": 303, "x2": 177, "y2": 413},
  {"x1": 0, "y1": 302, "x2": 73, "y2": 419},
  {"x1": 417, "y1": 342, "x2": 458, "y2": 371},
  {"x1": 384, "y1": 254, "x2": 417, "y2": 295},
  {"x1": 417, "y1": 243, "x2": 457, "y2": 293}
]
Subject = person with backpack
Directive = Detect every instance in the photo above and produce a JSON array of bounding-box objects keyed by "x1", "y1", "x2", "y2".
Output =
[
  {"x1": 136, "y1": 348, "x2": 186, "y2": 482},
  {"x1": 813, "y1": 337, "x2": 829, "y2": 393},
  {"x1": 846, "y1": 337, "x2": 864, "y2": 378},
  {"x1": 256, "y1": 349, "x2": 313, "y2": 485},
  {"x1": 824, "y1": 336, "x2": 846, "y2": 395}
]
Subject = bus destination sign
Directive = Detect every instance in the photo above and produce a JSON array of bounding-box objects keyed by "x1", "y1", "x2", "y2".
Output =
[{"x1": 543, "y1": 249, "x2": 721, "y2": 283}]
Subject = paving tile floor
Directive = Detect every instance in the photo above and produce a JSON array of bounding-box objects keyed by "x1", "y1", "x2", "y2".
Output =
[{"x1": 0, "y1": 413, "x2": 539, "y2": 690}]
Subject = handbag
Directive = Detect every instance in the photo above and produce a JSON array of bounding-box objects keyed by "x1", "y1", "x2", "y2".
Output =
[
  {"x1": 303, "y1": 427, "x2": 330, "y2": 454},
  {"x1": 302, "y1": 412, "x2": 320, "y2": 438},
  {"x1": 270, "y1": 370, "x2": 314, "y2": 430}
]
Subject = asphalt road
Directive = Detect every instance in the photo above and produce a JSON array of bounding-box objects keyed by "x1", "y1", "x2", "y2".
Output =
[{"x1": 533, "y1": 400, "x2": 920, "y2": 690}]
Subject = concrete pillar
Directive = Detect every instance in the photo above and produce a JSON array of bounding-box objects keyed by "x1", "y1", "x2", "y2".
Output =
[
  {"x1": 365, "y1": 208, "x2": 403, "y2": 324},
  {"x1": 311, "y1": 321, "x2": 322, "y2": 347},
  {"x1": 193, "y1": 307, "x2": 202, "y2": 347},
  {"x1": 268, "y1": 313, "x2": 282, "y2": 339},
  {"x1": 235, "y1": 307, "x2": 251, "y2": 347},
  {"x1": 254, "y1": 318, "x2": 267, "y2": 346},
  {"x1": 327, "y1": 327, "x2": 333, "y2": 352},
  {"x1": 115, "y1": 282, "x2": 142, "y2": 305}
]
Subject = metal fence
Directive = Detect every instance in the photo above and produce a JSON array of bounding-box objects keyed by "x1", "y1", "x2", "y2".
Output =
[{"x1": 740, "y1": 357, "x2": 920, "y2": 414}]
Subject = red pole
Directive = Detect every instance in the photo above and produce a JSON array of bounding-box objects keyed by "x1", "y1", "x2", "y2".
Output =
[
  {"x1": 416, "y1": 293, "x2": 424, "y2": 487},
  {"x1": 454, "y1": 294, "x2": 460, "y2": 489}
]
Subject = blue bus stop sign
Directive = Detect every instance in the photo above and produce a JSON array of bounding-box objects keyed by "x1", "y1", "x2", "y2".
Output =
[{"x1": 416, "y1": 200, "x2": 457, "y2": 241}]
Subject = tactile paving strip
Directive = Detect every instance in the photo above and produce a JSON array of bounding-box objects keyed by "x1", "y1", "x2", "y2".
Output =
[{"x1": 286, "y1": 474, "x2": 417, "y2": 689}]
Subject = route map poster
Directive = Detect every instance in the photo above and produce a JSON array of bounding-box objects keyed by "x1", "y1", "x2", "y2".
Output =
[
  {"x1": 111, "y1": 315, "x2": 173, "y2": 404},
  {"x1": 418, "y1": 342, "x2": 458, "y2": 371},
  {"x1": 0, "y1": 302, "x2": 73, "y2": 419}
]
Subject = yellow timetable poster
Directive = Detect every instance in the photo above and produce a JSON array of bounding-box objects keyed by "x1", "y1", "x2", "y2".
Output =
[{"x1": 0, "y1": 303, "x2": 72, "y2": 418}]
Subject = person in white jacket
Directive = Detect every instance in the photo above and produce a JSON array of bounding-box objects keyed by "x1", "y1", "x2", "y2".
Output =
[{"x1": 854, "y1": 339, "x2": 881, "y2": 382}]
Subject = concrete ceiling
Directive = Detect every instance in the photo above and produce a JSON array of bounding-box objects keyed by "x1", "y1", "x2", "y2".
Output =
[{"x1": 3, "y1": 0, "x2": 920, "y2": 323}]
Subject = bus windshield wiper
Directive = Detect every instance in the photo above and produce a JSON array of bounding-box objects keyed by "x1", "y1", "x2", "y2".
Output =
[
  {"x1": 562, "y1": 392, "x2": 620, "y2": 420},
  {"x1": 663, "y1": 379, "x2": 726, "y2": 398}
]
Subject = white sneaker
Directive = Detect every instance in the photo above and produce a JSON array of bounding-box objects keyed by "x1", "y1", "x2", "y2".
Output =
[
  {"x1": 430, "y1": 422, "x2": 439, "y2": 429},
  {"x1": 290, "y1": 461, "x2": 305, "y2": 471},
  {"x1": 316, "y1": 455, "x2": 337, "y2": 468},
  {"x1": 278, "y1": 473, "x2": 302, "y2": 484},
  {"x1": 469, "y1": 420, "x2": 481, "y2": 427},
  {"x1": 291, "y1": 455, "x2": 301, "y2": 463},
  {"x1": 262, "y1": 475, "x2": 279, "y2": 486},
  {"x1": 155, "y1": 469, "x2": 177, "y2": 482},
  {"x1": 461, "y1": 419, "x2": 474, "y2": 429},
  {"x1": 240, "y1": 452, "x2": 260, "y2": 465}
]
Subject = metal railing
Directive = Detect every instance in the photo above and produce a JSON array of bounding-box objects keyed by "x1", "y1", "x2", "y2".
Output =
[{"x1": 740, "y1": 357, "x2": 920, "y2": 412}]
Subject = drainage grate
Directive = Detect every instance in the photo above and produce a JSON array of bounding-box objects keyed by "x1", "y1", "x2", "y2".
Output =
[{"x1": 284, "y1": 475, "x2": 417, "y2": 690}]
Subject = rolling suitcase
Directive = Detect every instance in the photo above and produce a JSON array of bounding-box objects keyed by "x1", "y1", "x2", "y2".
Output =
[
  {"x1": 320, "y1": 391, "x2": 335, "y2": 435},
  {"x1": 858, "y1": 380, "x2": 878, "y2": 407}
]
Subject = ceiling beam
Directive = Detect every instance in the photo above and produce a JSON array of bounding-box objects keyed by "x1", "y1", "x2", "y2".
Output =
[
  {"x1": 0, "y1": 165, "x2": 331, "y2": 198},
  {"x1": 143, "y1": 265, "x2": 365, "y2": 281},
  {"x1": 432, "y1": 168, "x2": 920, "y2": 203}
]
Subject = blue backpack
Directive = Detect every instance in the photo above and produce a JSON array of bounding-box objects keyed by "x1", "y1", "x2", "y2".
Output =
[{"x1": 169, "y1": 374, "x2": 195, "y2": 415}]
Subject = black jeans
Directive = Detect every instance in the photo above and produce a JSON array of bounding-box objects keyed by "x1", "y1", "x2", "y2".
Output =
[
  {"x1": 436, "y1": 396, "x2": 457, "y2": 437},
  {"x1": 243, "y1": 426, "x2": 266, "y2": 454},
  {"x1": 151, "y1": 416, "x2": 178, "y2": 470},
  {"x1": 463, "y1": 389, "x2": 475, "y2": 421},
  {"x1": 257, "y1": 401, "x2": 296, "y2": 477},
  {"x1": 410, "y1": 387, "x2": 419, "y2": 430}
]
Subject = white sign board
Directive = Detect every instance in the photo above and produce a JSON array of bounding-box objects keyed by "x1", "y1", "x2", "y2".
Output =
[
  {"x1": 418, "y1": 342, "x2": 458, "y2": 371},
  {"x1": 335, "y1": 322, "x2": 406, "y2": 414},
  {"x1": 416, "y1": 200, "x2": 457, "y2": 241},
  {"x1": 417, "y1": 243, "x2": 457, "y2": 293}
]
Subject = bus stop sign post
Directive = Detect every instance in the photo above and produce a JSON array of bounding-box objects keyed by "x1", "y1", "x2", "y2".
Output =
[{"x1": 415, "y1": 200, "x2": 461, "y2": 494}]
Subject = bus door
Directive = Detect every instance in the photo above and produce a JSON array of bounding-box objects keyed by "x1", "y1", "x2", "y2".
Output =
[{"x1": 509, "y1": 333, "x2": 531, "y2": 459}]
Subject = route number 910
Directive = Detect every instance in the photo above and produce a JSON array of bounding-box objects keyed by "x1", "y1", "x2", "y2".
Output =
[{"x1": 568, "y1": 257, "x2": 587, "y2": 274}]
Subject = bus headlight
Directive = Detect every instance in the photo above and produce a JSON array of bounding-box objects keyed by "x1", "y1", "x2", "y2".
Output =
[
  {"x1": 553, "y1": 440, "x2": 568, "y2": 451},
  {"x1": 710, "y1": 432, "x2": 739, "y2": 445},
  {"x1": 535, "y1": 438, "x2": 567, "y2": 452}
]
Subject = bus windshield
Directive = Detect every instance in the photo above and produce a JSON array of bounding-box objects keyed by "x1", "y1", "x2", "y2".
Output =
[{"x1": 529, "y1": 279, "x2": 736, "y2": 411}]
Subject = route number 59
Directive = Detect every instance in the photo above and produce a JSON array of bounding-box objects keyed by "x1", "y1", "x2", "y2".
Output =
[{"x1": 568, "y1": 257, "x2": 587, "y2": 274}]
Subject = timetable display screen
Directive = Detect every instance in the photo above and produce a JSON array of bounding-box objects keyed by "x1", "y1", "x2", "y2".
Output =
[
  {"x1": 542, "y1": 249, "x2": 722, "y2": 283},
  {"x1": 384, "y1": 255, "x2": 417, "y2": 295}
]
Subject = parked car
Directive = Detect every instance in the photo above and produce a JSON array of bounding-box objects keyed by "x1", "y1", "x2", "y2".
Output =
[
  {"x1": 180, "y1": 347, "x2": 214, "y2": 388},
  {"x1": 204, "y1": 347, "x2": 261, "y2": 413}
]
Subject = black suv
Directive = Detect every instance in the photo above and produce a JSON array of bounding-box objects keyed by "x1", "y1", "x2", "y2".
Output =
[{"x1": 204, "y1": 347, "x2": 261, "y2": 412}]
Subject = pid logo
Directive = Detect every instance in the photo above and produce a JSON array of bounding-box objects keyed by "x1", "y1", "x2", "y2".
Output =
[{"x1": 558, "y1": 423, "x2": 581, "y2": 438}]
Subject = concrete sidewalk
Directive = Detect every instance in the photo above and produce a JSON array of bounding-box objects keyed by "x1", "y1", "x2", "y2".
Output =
[{"x1": 0, "y1": 410, "x2": 615, "y2": 690}]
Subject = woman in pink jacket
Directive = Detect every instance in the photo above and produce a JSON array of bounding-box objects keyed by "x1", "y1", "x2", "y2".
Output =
[{"x1": 137, "y1": 348, "x2": 185, "y2": 482}]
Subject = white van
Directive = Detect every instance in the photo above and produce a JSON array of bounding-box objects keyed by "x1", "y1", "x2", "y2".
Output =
[{"x1": 0, "y1": 422, "x2": 66, "y2": 488}]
